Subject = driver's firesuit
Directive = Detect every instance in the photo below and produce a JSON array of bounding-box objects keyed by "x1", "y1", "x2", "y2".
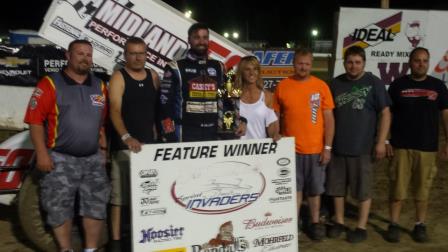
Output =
[{"x1": 159, "y1": 50, "x2": 240, "y2": 142}]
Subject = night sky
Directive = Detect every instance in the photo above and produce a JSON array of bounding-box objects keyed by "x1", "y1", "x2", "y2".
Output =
[{"x1": 3, "y1": 0, "x2": 448, "y2": 47}]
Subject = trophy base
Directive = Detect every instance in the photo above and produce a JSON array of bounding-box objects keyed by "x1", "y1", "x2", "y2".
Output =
[{"x1": 217, "y1": 130, "x2": 238, "y2": 140}]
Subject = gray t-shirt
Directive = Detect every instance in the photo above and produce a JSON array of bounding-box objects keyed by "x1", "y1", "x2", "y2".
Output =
[{"x1": 330, "y1": 72, "x2": 391, "y2": 156}]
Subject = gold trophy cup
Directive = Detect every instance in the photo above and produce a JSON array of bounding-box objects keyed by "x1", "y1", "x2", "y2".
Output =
[{"x1": 217, "y1": 70, "x2": 242, "y2": 136}]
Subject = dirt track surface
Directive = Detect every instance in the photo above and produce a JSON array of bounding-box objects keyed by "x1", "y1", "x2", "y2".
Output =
[
  {"x1": 0, "y1": 204, "x2": 36, "y2": 252},
  {"x1": 1, "y1": 159, "x2": 447, "y2": 252},
  {"x1": 298, "y1": 158, "x2": 448, "y2": 252}
]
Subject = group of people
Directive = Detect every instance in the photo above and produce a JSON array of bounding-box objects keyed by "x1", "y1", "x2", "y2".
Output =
[
  {"x1": 23, "y1": 21, "x2": 448, "y2": 252},
  {"x1": 273, "y1": 45, "x2": 448, "y2": 245}
]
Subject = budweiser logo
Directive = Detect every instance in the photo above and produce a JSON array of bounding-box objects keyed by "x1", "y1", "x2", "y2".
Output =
[{"x1": 242, "y1": 212, "x2": 293, "y2": 229}]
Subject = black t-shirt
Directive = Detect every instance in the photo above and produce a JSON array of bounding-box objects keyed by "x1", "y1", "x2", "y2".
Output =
[
  {"x1": 330, "y1": 72, "x2": 391, "y2": 155},
  {"x1": 389, "y1": 75, "x2": 448, "y2": 151}
]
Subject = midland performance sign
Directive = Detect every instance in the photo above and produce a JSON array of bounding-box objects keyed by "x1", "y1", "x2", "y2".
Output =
[
  {"x1": 39, "y1": 0, "x2": 251, "y2": 74},
  {"x1": 130, "y1": 138, "x2": 298, "y2": 252},
  {"x1": 335, "y1": 7, "x2": 448, "y2": 85}
]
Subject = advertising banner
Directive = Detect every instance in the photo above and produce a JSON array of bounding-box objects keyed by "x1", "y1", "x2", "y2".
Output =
[
  {"x1": 0, "y1": 44, "x2": 108, "y2": 130},
  {"x1": 252, "y1": 50, "x2": 331, "y2": 91},
  {"x1": 0, "y1": 44, "x2": 108, "y2": 87},
  {"x1": 130, "y1": 138, "x2": 298, "y2": 252},
  {"x1": 0, "y1": 45, "x2": 35, "y2": 86},
  {"x1": 253, "y1": 50, "x2": 295, "y2": 91},
  {"x1": 335, "y1": 7, "x2": 448, "y2": 85},
  {"x1": 39, "y1": 0, "x2": 251, "y2": 75}
]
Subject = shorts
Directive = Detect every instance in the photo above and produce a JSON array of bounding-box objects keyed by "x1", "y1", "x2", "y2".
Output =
[
  {"x1": 296, "y1": 154, "x2": 326, "y2": 197},
  {"x1": 110, "y1": 150, "x2": 130, "y2": 206},
  {"x1": 40, "y1": 151, "x2": 110, "y2": 227},
  {"x1": 388, "y1": 148, "x2": 437, "y2": 201},
  {"x1": 326, "y1": 154, "x2": 373, "y2": 201}
]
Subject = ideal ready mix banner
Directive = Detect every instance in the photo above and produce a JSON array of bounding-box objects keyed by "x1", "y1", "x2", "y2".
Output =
[
  {"x1": 335, "y1": 7, "x2": 448, "y2": 85},
  {"x1": 130, "y1": 138, "x2": 298, "y2": 252},
  {"x1": 38, "y1": 0, "x2": 251, "y2": 75}
]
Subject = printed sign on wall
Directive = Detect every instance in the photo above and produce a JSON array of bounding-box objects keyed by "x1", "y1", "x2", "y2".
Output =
[
  {"x1": 335, "y1": 7, "x2": 448, "y2": 85},
  {"x1": 39, "y1": 0, "x2": 251, "y2": 75}
]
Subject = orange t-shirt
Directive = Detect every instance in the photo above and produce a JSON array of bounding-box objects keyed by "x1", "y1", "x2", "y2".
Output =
[{"x1": 273, "y1": 75, "x2": 334, "y2": 154}]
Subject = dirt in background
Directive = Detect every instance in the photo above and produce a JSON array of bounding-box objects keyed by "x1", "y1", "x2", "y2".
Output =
[{"x1": 299, "y1": 158, "x2": 448, "y2": 252}]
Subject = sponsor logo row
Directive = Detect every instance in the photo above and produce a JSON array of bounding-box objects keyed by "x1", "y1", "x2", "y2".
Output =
[{"x1": 139, "y1": 221, "x2": 295, "y2": 251}]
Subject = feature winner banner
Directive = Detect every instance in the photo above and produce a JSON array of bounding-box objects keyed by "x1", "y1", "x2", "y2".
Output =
[
  {"x1": 335, "y1": 8, "x2": 448, "y2": 85},
  {"x1": 38, "y1": 0, "x2": 251, "y2": 75},
  {"x1": 130, "y1": 138, "x2": 298, "y2": 252}
]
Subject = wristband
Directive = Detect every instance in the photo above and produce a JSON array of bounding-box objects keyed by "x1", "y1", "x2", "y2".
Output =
[
  {"x1": 324, "y1": 145, "x2": 332, "y2": 151},
  {"x1": 385, "y1": 140, "x2": 390, "y2": 145},
  {"x1": 121, "y1": 133, "x2": 131, "y2": 142}
]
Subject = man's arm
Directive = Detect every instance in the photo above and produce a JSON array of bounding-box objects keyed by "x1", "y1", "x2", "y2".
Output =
[
  {"x1": 24, "y1": 78, "x2": 55, "y2": 172},
  {"x1": 99, "y1": 82, "x2": 108, "y2": 152},
  {"x1": 159, "y1": 63, "x2": 180, "y2": 142},
  {"x1": 441, "y1": 109, "x2": 448, "y2": 159},
  {"x1": 99, "y1": 127, "x2": 107, "y2": 150},
  {"x1": 321, "y1": 109, "x2": 335, "y2": 165},
  {"x1": 150, "y1": 69, "x2": 160, "y2": 90},
  {"x1": 386, "y1": 81, "x2": 396, "y2": 157},
  {"x1": 30, "y1": 124, "x2": 53, "y2": 172},
  {"x1": 109, "y1": 70, "x2": 142, "y2": 152},
  {"x1": 150, "y1": 69, "x2": 160, "y2": 141},
  {"x1": 375, "y1": 107, "x2": 391, "y2": 159},
  {"x1": 438, "y1": 82, "x2": 448, "y2": 159}
]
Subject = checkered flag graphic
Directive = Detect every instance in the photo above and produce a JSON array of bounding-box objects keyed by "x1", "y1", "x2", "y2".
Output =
[{"x1": 60, "y1": 0, "x2": 134, "y2": 19}]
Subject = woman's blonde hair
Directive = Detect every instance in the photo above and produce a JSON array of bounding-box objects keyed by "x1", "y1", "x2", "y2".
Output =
[{"x1": 235, "y1": 56, "x2": 263, "y2": 90}]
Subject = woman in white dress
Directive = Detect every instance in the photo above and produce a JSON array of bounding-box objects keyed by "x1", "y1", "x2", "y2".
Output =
[{"x1": 235, "y1": 56, "x2": 280, "y2": 141}]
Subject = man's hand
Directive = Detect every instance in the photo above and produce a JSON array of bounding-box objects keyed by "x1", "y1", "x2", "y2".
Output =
[
  {"x1": 36, "y1": 152, "x2": 54, "y2": 172},
  {"x1": 235, "y1": 122, "x2": 247, "y2": 137},
  {"x1": 386, "y1": 142, "x2": 394, "y2": 157},
  {"x1": 124, "y1": 137, "x2": 142, "y2": 153},
  {"x1": 375, "y1": 142, "x2": 387, "y2": 160},
  {"x1": 439, "y1": 142, "x2": 448, "y2": 160},
  {"x1": 320, "y1": 149, "x2": 331, "y2": 166}
]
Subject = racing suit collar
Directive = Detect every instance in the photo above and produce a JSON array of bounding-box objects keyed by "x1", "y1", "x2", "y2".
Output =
[{"x1": 186, "y1": 49, "x2": 208, "y2": 61}]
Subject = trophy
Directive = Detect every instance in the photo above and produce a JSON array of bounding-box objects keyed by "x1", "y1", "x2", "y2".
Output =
[{"x1": 217, "y1": 69, "x2": 242, "y2": 138}]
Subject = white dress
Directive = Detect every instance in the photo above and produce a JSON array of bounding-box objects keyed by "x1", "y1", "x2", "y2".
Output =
[{"x1": 240, "y1": 91, "x2": 278, "y2": 139}]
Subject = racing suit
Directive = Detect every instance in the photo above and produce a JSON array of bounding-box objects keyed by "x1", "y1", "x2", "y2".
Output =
[{"x1": 159, "y1": 50, "x2": 239, "y2": 142}]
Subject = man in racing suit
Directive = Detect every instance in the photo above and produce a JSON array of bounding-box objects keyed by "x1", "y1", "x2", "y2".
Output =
[{"x1": 159, "y1": 23, "x2": 246, "y2": 142}]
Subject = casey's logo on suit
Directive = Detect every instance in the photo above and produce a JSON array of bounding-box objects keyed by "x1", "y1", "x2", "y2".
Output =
[{"x1": 188, "y1": 80, "x2": 217, "y2": 98}]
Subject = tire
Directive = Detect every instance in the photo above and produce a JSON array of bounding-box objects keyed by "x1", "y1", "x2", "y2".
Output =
[
  {"x1": 17, "y1": 173, "x2": 109, "y2": 251},
  {"x1": 18, "y1": 173, "x2": 59, "y2": 252}
]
